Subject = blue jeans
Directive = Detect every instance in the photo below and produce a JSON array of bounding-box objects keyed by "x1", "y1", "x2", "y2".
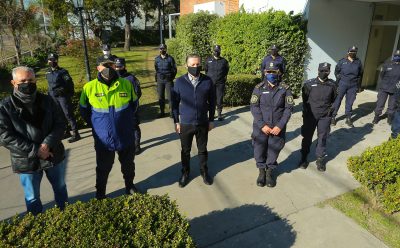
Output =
[
  {"x1": 391, "y1": 111, "x2": 400, "y2": 139},
  {"x1": 19, "y1": 159, "x2": 68, "y2": 215}
]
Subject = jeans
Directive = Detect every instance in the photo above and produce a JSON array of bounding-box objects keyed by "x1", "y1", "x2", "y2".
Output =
[{"x1": 19, "y1": 159, "x2": 68, "y2": 215}]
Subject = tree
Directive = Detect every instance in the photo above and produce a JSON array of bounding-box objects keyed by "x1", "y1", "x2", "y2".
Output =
[{"x1": 0, "y1": 1, "x2": 35, "y2": 65}]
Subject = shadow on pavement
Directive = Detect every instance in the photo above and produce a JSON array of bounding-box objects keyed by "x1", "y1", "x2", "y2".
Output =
[{"x1": 190, "y1": 204, "x2": 296, "y2": 248}]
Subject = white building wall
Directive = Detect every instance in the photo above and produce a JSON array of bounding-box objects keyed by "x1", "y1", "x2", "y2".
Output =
[
  {"x1": 305, "y1": 0, "x2": 373, "y2": 79},
  {"x1": 239, "y1": 0, "x2": 308, "y2": 14},
  {"x1": 194, "y1": 1, "x2": 225, "y2": 16}
]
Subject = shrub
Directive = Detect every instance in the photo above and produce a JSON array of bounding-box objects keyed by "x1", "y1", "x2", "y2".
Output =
[
  {"x1": 167, "y1": 12, "x2": 219, "y2": 65},
  {"x1": 20, "y1": 56, "x2": 40, "y2": 69},
  {"x1": 348, "y1": 137, "x2": 400, "y2": 213},
  {"x1": 224, "y1": 74, "x2": 262, "y2": 106},
  {"x1": 0, "y1": 194, "x2": 194, "y2": 247},
  {"x1": 209, "y1": 10, "x2": 308, "y2": 97}
]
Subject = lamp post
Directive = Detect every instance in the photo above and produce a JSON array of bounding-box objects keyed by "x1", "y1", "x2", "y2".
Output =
[{"x1": 72, "y1": 0, "x2": 91, "y2": 81}]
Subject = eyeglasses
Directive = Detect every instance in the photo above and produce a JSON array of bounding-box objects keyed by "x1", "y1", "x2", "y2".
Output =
[{"x1": 265, "y1": 70, "x2": 279, "y2": 74}]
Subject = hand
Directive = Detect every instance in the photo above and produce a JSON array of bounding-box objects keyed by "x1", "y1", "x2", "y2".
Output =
[
  {"x1": 270, "y1": 126, "x2": 282, "y2": 136},
  {"x1": 175, "y1": 123, "x2": 181, "y2": 134},
  {"x1": 40, "y1": 143, "x2": 49, "y2": 153},
  {"x1": 261, "y1": 125, "x2": 272, "y2": 135},
  {"x1": 37, "y1": 144, "x2": 53, "y2": 160},
  {"x1": 209, "y1": 122, "x2": 214, "y2": 131}
]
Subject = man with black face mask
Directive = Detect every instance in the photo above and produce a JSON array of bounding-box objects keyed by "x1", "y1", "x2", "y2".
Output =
[
  {"x1": 171, "y1": 54, "x2": 215, "y2": 188},
  {"x1": 250, "y1": 63, "x2": 293, "y2": 188},
  {"x1": 0, "y1": 66, "x2": 68, "y2": 215},
  {"x1": 372, "y1": 50, "x2": 400, "y2": 125},
  {"x1": 155, "y1": 44, "x2": 177, "y2": 118},
  {"x1": 79, "y1": 60, "x2": 140, "y2": 199},
  {"x1": 205, "y1": 45, "x2": 230, "y2": 121},
  {"x1": 331, "y1": 46, "x2": 363, "y2": 127},
  {"x1": 115, "y1": 58, "x2": 142, "y2": 155},
  {"x1": 260, "y1": 44, "x2": 286, "y2": 81},
  {"x1": 298, "y1": 63, "x2": 337, "y2": 172},
  {"x1": 46, "y1": 53, "x2": 80, "y2": 143}
]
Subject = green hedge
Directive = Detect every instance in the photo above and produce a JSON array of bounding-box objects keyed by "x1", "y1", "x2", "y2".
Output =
[
  {"x1": 0, "y1": 194, "x2": 194, "y2": 247},
  {"x1": 224, "y1": 74, "x2": 261, "y2": 106},
  {"x1": 166, "y1": 12, "x2": 219, "y2": 65},
  {"x1": 348, "y1": 137, "x2": 400, "y2": 213}
]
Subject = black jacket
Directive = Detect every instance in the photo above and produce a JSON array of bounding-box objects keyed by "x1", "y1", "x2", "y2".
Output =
[
  {"x1": 204, "y1": 56, "x2": 229, "y2": 84},
  {"x1": 46, "y1": 67, "x2": 74, "y2": 97},
  {"x1": 302, "y1": 78, "x2": 337, "y2": 119},
  {"x1": 379, "y1": 62, "x2": 400, "y2": 94},
  {"x1": 154, "y1": 54, "x2": 177, "y2": 83},
  {"x1": 0, "y1": 93, "x2": 66, "y2": 173}
]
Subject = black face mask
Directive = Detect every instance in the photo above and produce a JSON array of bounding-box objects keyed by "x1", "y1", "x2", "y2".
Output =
[
  {"x1": 213, "y1": 51, "x2": 220, "y2": 57},
  {"x1": 49, "y1": 61, "x2": 58, "y2": 68},
  {"x1": 318, "y1": 71, "x2": 329, "y2": 81},
  {"x1": 18, "y1": 82, "x2": 37, "y2": 95},
  {"x1": 101, "y1": 67, "x2": 117, "y2": 83},
  {"x1": 270, "y1": 50, "x2": 278, "y2": 56},
  {"x1": 116, "y1": 69, "x2": 127, "y2": 77},
  {"x1": 348, "y1": 53, "x2": 357, "y2": 59},
  {"x1": 188, "y1": 66, "x2": 202, "y2": 77},
  {"x1": 160, "y1": 50, "x2": 167, "y2": 55}
]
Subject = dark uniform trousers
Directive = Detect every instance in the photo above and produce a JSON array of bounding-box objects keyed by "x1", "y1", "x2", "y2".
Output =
[
  {"x1": 391, "y1": 111, "x2": 400, "y2": 138},
  {"x1": 375, "y1": 91, "x2": 396, "y2": 116},
  {"x1": 94, "y1": 140, "x2": 135, "y2": 195},
  {"x1": 252, "y1": 129, "x2": 285, "y2": 170},
  {"x1": 333, "y1": 83, "x2": 357, "y2": 117},
  {"x1": 54, "y1": 96, "x2": 77, "y2": 131},
  {"x1": 215, "y1": 83, "x2": 225, "y2": 113},
  {"x1": 301, "y1": 114, "x2": 331, "y2": 158},
  {"x1": 157, "y1": 80, "x2": 173, "y2": 113},
  {"x1": 179, "y1": 124, "x2": 209, "y2": 174}
]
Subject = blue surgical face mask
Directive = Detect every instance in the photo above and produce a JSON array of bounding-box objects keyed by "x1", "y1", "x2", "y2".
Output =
[
  {"x1": 393, "y1": 55, "x2": 400, "y2": 63},
  {"x1": 266, "y1": 73, "x2": 278, "y2": 85}
]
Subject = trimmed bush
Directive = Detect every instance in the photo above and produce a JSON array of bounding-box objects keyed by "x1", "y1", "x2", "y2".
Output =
[
  {"x1": 166, "y1": 12, "x2": 219, "y2": 65},
  {"x1": 348, "y1": 137, "x2": 400, "y2": 213},
  {"x1": 210, "y1": 10, "x2": 308, "y2": 97},
  {"x1": 20, "y1": 56, "x2": 40, "y2": 68},
  {"x1": 224, "y1": 74, "x2": 262, "y2": 106},
  {"x1": 0, "y1": 194, "x2": 194, "y2": 247}
]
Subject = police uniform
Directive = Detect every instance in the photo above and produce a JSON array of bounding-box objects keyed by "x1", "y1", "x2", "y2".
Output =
[
  {"x1": 260, "y1": 45, "x2": 286, "y2": 81},
  {"x1": 204, "y1": 45, "x2": 230, "y2": 120},
  {"x1": 250, "y1": 64, "x2": 293, "y2": 187},
  {"x1": 96, "y1": 44, "x2": 118, "y2": 65},
  {"x1": 299, "y1": 63, "x2": 337, "y2": 172},
  {"x1": 46, "y1": 53, "x2": 80, "y2": 142},
  {"x1": 373, "y1": 50, "x2": 400, "y2": 125},
  {"x1": 332, "y1": 46, "x2": 363, "y2": 127},
  {"x1": 391, "y1": 81, "x2": 400, "y2": 138},
  {"x1": 115, "y1": 58, "x2": 142, "y2": 155}
]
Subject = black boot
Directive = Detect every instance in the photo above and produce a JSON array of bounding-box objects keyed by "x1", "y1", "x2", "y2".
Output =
[
  {"x1": 298, "y1": 153, "x2": 309, "y2": 169},
  {"x1": 345, "y1": 117, "x2": 354, "y2": 127},
  {"x1": 388, "y1": 114, "x2": 394, "y2": 125},
  {"x1": 201, "y1": 171, "x2": 212, "y2": 185},
  {"x1": 96, "y1": 188, "x2": 107, "y2": 200},
  {"x1": 372, "y1": 115, "x2": 380, "y2": 125},
  {"x1": 316, "y1": 157, "x2": 326, "y2": 172},
  {"x1": 135, "y1": 145, "x2": 142, "y2": 155},
  {"x1": 63, "y1": 130, "x2": 72, "y2": 139},
  {"x1": 265, "y1": 168, "x2": 276, "y2": 187},
  {"x1": 179, "y1": 171, "x2": 190, "y2": 188},
  {"x1": 256, "y1": 168, "x2": 266, "y2": 187},
  {"x1": 68, "y1": 130, "x2": 81, "y2": 143},
  {"x1": 217, "y1": 111, "x2": 223, "y2": 121},
  {"x1": 125, "y1": 184, "x2": 139, "y2": 195},
  {"x1": 331, "y1": 117, "x2": 337, "y2": 126}
]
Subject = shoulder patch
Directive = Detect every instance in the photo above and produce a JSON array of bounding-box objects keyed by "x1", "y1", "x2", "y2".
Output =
[
  {"x1": 63, "y1": 74, "x2": 71, "y2": 81},
  {"x1": 250, "y1": 94, "x2": 259, "y2": 104},
  {"x1": 280, "y1": 82, "x2": 290, "y2": 89},
  {"x1": 286, "y1": 95, "x2": 294, "y2": 105},
  {"x1": 255, "y1": 82, "x2": 264, "y2": 89}
]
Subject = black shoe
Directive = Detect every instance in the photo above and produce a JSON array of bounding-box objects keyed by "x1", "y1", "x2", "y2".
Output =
[
  {"x1": 125, "y1": 184, "x2": 139, "y2": 195},
  {"x1": 63, "y1": 131, "x2": 72, "y2": 139},
  {"x1": 372, "y1": 115, "x2": 380, "y2": 125},
  {"x1": 68, "y1": 131, "x2": 81, "y2": 143},
  {"x1": 345, "y1": 117, "x2": 354, "y2": 127},
  {"x1": 331, "y1": 117, "x2": 337, "y2": 126},
  {"x1": 179, "y1": 173, "x2": 189, "y2": 188},
  {"x1": 218, "y1": 116, "x2": 224, "y2": 121},
  {"x1": 135, "y1": 146, "x2": 142, "y2": 155},
  {"x1": 256, "y1": 168, "x2": 266, "y2": 187},
  {"x1": 316, "y1": 157, "x2": 326, "y2": 172},
  {"x1": 298, "y1": 155, "x2": 309, "y2": 169},
  {"x1": 265, "y1": 168, "x2": 276, "y2": 187},
  {"x1": 388, "y1": 114, "x2": 394, "y2": 125},
  {"x1": 96, "y1": 191, "x2": 107, "y2": 200},
  {"x1": 201, "y1": 171, "x2": 212, "y2": 185}
]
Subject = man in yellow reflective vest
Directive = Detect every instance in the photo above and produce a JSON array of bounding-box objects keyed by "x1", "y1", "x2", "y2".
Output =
[{"x1": 80, "y1": 60, "x2": 139, "y2": 199}]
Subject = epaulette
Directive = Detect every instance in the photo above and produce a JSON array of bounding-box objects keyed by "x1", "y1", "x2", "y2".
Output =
[
  {"x1": 255, "y1": 82, "x2": 264, "y2": 89},
  {"x1": 280, "y1": 82, "x2": 290, "y2": 90}
]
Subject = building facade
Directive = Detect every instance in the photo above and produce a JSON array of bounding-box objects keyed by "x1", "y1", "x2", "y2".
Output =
[{"x1": 181, "y1": 0, "x2": 239, "y2": 16}]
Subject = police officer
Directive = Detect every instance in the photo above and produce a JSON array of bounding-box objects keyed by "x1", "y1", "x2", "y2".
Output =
[
  {"x1": 154, "y1": 44, "x2": 177, "y2": 118},
  {"x1": 96, "y1": 44, "x2": 118, "y2": 65},
  {"x1": 331, "y1": 46, "x2": 363, "y2": 127},
  {"x1": 260, "y1": 44, "x2": 286, "y2": 81},
  {"x1": 46, "y1": 53, "x2": 81, "y2": 143},
  {"x1": 115, "y1": 58, "x2": 143, "y2": 155},
  {"x1": 250, "y1": 63, "x2": 293, "y2": 187},
  {"x1": 205, "y1": 45, "x2": 229, "y2": 121},
  {"x1": 372, "y1": 50, "x2": 400, "y2": 125},
  {"x1": 298, "y1": 63, "x2": 337, "y2": 172},
  {"x1": 80, "y1": 60, "x2": 139, "y2": 199}
]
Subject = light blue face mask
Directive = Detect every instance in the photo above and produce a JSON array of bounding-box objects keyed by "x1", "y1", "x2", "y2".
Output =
[
  {"x1": 393, "y1": 55, "x2": 400, "y2": 63},
  {"x1": 266, "y1": 73, "x2": 278, "y2": 85}
]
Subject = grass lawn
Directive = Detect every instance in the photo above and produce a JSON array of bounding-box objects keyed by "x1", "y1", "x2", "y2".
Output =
[{"x1": 322, "y1": 187, "x2": 400, "y2": 248}]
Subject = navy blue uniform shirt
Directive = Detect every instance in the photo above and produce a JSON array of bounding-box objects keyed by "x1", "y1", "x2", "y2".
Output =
[
  {"x1": 379, "y1": 62, "x2": 400, "y2": 94},
  {"x1": 334, "y1": 57, "x2": 363, "y2": 86},
  {"x1": 46, "y1": 67, "x2": 74, "y2": 97},
  {"x1": 261, "y1": 55, "x2": 286, "y2": 76},
  {"x1": 302, "y1": 78, "x2": 337, "y2": 119},
  {"x1": 154, "y1": 54, "x2": 177, "y2": 82},
  {"x1": 204, "y1": 56, "x2": 229, "y2": 84}
]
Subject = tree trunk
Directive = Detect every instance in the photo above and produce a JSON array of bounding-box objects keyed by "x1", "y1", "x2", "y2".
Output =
[
  {"x1": 12, "y1": 31, "x2": 22, "y2": 65},
  {"x1": 19, "y1": 0, "x2": 24, "y2": 10},
  {"x1": 124, "y1": 8, "x2": 131, "y2": 51}
]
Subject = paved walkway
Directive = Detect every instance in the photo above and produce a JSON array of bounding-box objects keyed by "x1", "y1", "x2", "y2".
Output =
[{"x1": 0, "y1": 90, "x2": 390, "y2": 247}]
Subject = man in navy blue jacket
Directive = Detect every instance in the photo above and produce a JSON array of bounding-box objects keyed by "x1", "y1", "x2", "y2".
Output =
[{"x1": 171, "y1": 54, "x2": 216, "y2": 188}]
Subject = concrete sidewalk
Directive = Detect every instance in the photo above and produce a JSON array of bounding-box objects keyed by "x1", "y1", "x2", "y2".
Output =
[{"x1": 0, "y1": 90, "x2": 389, "y2": 247}]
